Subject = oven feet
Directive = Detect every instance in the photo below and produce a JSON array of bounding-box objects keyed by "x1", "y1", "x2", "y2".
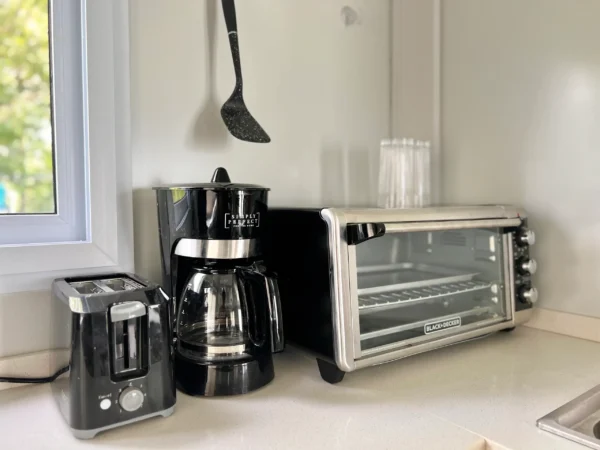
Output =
[{"x1": 317, "y1": 359, "x2": 345, "y2": 384}]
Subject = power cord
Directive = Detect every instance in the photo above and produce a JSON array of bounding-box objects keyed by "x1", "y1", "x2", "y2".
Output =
[{"x1": 0, "y1": 366, "x2": 69, "y2": 384}]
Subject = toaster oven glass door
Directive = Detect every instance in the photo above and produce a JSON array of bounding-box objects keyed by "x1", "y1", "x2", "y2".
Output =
[{"x1": 350, "y1": 224, "x2": 513, "y2": 355}]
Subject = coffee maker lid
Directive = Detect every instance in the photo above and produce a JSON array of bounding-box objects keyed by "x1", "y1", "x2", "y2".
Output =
[{"x1": 153, "y1": 167, "x2": 269, "y2": 191}]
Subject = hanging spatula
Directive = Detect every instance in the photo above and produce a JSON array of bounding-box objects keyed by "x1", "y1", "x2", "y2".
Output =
[{"x1": 220, "y1": 0, "x2": 271, "y2": 143}]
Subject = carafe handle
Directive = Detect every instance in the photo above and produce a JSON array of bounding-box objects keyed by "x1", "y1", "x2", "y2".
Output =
[
  {"x1": 237, "y1": 264, "x2": 284, "y2": 353},
  {"x1": 262, "y1": 270, "x2": 284, "y2": 353}
]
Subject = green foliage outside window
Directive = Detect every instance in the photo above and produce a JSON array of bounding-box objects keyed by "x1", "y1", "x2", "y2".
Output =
[{"x1": 0, "y1": 0, "x2": 54, "y2": 214}]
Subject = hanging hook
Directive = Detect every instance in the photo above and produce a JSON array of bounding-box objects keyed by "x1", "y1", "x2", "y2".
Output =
[{"x1": 341, "y1": 6, "x2": 361, "y2": 27}]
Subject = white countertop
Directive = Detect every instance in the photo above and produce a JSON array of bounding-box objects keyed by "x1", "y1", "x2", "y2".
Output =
[{"x1": 1, "y1": 327, "x2": 599, "y2": 450}]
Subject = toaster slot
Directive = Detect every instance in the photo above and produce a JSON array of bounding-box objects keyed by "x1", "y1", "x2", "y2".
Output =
[
  {"x1": 113, "y1": 320, "x2": 126, "y2": 372},
  {"x1": 110, "y1": 302, "x2": 148, "y2": 380},
  {"x1": 126, "y1": 318, "x2": 140, "y2": 371},
  {"x1": 68, "y1": 276, "x2": 145, "y2": 295}
]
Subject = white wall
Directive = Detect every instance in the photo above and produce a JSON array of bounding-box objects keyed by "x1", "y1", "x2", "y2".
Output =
[
  {"x1": 391, "y1": 0, "x2": 440, "y2": 202},
  {"x1": 130, "y1": 0, "x2": 391, "y2": 282},
  {"x1": 441, "y1": 0, "x2": 600, "y2": 317},
  {"x1": 0, "y1": 0, "x2": 391, "y2": 360}
]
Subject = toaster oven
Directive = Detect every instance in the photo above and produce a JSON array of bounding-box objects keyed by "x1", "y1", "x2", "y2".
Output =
[{"x1": 266, "y1": 206, "x2": 537, "y2": 383}]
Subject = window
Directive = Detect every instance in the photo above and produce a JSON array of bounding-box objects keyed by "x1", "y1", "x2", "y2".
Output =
[
  {"x1": 0, "y1": 0, "x2": 55, "y2": 215},
  {"x1": 0, "y1": 0, "x2": 133, "y2": 294},
  {"x1": 0, "y1": 0, "x2": 86, "y2": 245}
]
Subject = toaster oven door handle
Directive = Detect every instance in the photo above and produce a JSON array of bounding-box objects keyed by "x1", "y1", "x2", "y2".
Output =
[
  {"x1": 382, "y1": 218, "x2": 522, "y2": 233},
  {"x1": 346, "y1": 223, "x2": 386, "y2": 245},
  {"x1": 345, "y1": 218, "x2": 520, "y2": 246}
]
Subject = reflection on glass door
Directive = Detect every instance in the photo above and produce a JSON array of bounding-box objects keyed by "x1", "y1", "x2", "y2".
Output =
[{"x1": 355, "y1": 228, "x2": 507, "y2": 352}]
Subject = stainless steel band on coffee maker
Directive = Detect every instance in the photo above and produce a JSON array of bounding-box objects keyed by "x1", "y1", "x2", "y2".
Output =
[{"x1": 174, "y1": 238, "x2": 260, "y2": 260}]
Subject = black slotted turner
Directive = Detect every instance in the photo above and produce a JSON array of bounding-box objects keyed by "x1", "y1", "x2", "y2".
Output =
[{"x1": 220, "y1": 0, "x2": 271, "y2": 143}]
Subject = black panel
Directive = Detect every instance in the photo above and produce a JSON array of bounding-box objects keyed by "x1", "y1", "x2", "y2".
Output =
[
  {"x1": 265, "y1": 209, "x2": 335, "y2": 360},
  {"x1": 512, "y1": 219, "x2": 534, "y2": 312}
]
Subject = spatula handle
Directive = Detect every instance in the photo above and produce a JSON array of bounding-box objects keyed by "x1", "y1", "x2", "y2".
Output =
[
  {"x1": 222, "y1": 0, "x2": 242, "y2": 83},
  {"x1": 222, "y1": 0, "x2": 238, "y2": 32}
]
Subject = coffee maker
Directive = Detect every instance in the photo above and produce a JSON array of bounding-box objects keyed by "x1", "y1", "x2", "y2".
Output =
[{"x1": 154, "y1": 167, "x2": 284, "y2": 396}]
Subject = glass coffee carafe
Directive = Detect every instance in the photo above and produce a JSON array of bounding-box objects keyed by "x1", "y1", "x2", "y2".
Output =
[{"x1": 176, "y1": 263, "x2": 283, "y2": 366}]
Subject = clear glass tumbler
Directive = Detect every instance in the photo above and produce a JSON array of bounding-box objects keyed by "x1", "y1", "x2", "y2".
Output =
[
  {"x1": 377, "y1": 138, "x2": 415, "y2": 208},
  {"x1": 414, "y1": 141, "x2": 432, "y2": 207}
]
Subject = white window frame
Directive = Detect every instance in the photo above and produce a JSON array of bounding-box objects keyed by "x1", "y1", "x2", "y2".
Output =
[{"x1": 0, "y1": 0, "x2": 133, "y2": 294}]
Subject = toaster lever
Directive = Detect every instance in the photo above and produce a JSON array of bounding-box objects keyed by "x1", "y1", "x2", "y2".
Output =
[
  {"x1": 111, "y1": 302, "x2": 146, "y2": 322},
  {"x1": 347, "y1": 223, "x2": 386, "y2": 245}
]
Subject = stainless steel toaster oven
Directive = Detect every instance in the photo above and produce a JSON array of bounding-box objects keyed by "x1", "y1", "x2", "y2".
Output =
[{"x1": 266, "y1": 206, "x2": 537, "y2": 383}]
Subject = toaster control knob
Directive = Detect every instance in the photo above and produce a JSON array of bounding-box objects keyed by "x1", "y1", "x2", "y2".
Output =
[
  {"x1": 518, "y1": 229, "x2": 536, "y2": 246},
  {"x1": 119, "y1": 387, "x2": 144, "y2": 412},
  {"x1": 519, "y1": 287, "x2": 539, "y2": 304},
  {"x1": 518, "y1": 258, "x2": 538, "y2": 275}
]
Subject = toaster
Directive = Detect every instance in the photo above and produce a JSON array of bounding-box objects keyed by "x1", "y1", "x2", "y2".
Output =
[{"x1": 51, "y1": 273, "x2": 176, "y2": 439}]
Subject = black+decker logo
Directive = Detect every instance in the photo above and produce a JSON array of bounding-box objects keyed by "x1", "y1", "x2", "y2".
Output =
[{"x1": 424, "y1": 317, "x2": 461, "y2": 334}]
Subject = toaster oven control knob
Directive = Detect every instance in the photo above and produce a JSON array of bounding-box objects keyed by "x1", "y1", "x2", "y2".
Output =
[
  {"x1": 518, "y1": 258, "x2": 538, "y2": 275},
  {"x1": 119, "y1": 387, "x2": 144, "y2": 412},
  {"x1": 519, "y1": 287, "x2": 539, "y2": 304},
  {"x1": 518, "y1": 229, "x2": 536, "y2": 246}
]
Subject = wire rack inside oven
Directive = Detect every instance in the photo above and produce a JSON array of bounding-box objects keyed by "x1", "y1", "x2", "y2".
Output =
[{"x1": 358, "y1": 280, "x2": 494, "y2": 312}]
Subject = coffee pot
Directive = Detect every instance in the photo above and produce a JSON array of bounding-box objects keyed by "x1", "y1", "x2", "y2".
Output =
[{"x1": 154, "y1": 168, "x2": 283, "y2": 396}]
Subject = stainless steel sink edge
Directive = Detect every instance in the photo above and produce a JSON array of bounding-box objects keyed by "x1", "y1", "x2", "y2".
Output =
[
  {"x1": 537, "y1": 384, "x2": 600, "y2": 449},
  {"x1": 537, "y1": 417, "x2": 600, "y2": 450}
]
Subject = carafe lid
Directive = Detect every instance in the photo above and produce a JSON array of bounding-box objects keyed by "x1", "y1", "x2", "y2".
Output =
[{"x1": 153, "y1": 167, "x2": 269, "y2": 191}]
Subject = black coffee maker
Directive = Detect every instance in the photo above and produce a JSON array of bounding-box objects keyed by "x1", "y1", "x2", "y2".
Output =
[{"x1": 154, "y1": 168, "x2": 284, "y2": 396}]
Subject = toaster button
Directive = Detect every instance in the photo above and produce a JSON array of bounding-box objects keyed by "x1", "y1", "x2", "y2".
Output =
[
  {"x1": 119, "y1": 387, "x2": 144, "y2": 412},
  {"x1": 100, "y1": 399, "x2": 112, "y2": 410}
]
